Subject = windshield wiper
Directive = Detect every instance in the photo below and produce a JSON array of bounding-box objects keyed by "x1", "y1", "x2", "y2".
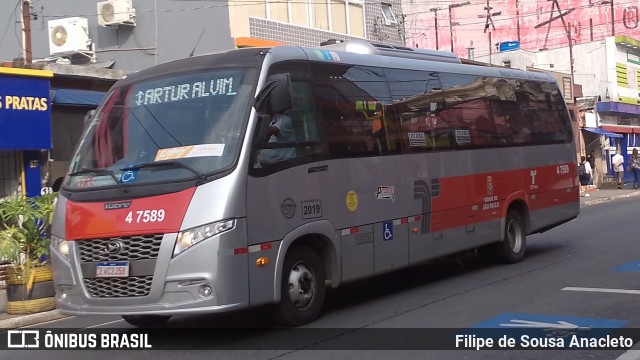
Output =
[
  {"x1": 68, "y1": 167, "x2": 120, "y2": 184},
  {"x1": 122, "y1": 161, "x2": 206, "y2": 181}
]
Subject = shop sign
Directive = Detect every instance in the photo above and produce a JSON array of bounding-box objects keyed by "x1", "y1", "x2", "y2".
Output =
[{"x1": 0, "y1": 73, "x2": 52, "y2": 150}]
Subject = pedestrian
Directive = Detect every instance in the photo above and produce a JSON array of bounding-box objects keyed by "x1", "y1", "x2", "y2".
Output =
[
  {"x1": 586, "y1": 149, "x2": 597, "y2": 188},
  {"x1": 612, "y1": 150, "x2": 625, "y2": 189},
  {"x1": 578, "y1": 155, "x2": 593, "y2": 197},
  {"x1": 629, "y1": 148, "x2": 640, "y2": 190}
]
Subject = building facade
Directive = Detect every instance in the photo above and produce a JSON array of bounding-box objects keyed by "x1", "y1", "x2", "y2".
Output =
[
  {"x1": 0, "y1": 0, "x2": 405, "y2": 73},
  {"x1": 403, "y1": 0, "x2": 640, "y2": 59}
]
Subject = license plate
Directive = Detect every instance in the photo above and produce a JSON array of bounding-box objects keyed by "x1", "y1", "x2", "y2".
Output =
[{"x1": 96, "y1": 262, "x2": 130, "y2": 278}]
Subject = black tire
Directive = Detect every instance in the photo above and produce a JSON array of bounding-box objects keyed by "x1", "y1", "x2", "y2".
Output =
[
  {"x1": 274, "y1": 245, "x2": 326, "y2": 327},
  {"x1": 495, "y1": 209, "x2": 526, "y2": 263},
  {"x1": 121, "y1": 314, "x2": 171, "y2": 328}
]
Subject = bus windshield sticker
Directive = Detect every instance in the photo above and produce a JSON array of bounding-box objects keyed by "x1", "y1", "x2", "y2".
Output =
[
  {"x1": 301, "y1": 199, "x2": 322, "y2": 219},
  {"x1": 133, "y1": 77, "x2": 237, "y2": 106},
  {"x1": 120, "y1": 169, "x2": 139, "y2": 184},
  {"x1": 408, "y1": 132, "x2": 427, "y2": 147},
  {"x1": 155, "y1": 144, "x2": 225, "y2": 161},
  {"x1": 346, "y1": 191, "x2": 358, "y2": 212},
  {"x1": 376, "y1": 186, "x2": 395, "y2": 201},
  {"x1": 455, "y1": 130, "x2": 471, "y2": 144}
]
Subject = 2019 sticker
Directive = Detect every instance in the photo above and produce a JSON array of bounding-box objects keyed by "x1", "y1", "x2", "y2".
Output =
[{"x1": 302, "y1": 199, "x2": 322, "y2": 219}]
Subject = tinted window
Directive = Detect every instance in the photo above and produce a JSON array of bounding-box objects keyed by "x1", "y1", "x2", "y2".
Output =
[
  {"x1": 310, "y1": 62, "x2": 394, "y2": 158},
  {"x1": 385, "y1": 68, "x2": 452, "y2": 151}
]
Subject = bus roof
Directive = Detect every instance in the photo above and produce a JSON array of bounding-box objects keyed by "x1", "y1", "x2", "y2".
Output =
[{"x1": 117, "y1": 40, "x2": 554, "y2": 87}]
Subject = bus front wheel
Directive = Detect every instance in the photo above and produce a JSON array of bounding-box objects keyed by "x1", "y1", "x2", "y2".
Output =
[
  {"x1": 121, "y1": 314, "x2": 171, "y2": 327},
  {"x1": 496, "y1": 209, "x2": 526, "y2": 263},
  {"x1": 274, "y1": 245, "x2": 326, "y2": 327}
]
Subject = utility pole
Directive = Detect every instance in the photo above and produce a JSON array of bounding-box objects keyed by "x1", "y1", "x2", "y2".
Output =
[
  {"x1": 430, "y1": 7, "x2": 442, "y2": 50},
  {"x1": 448, "y1": 1, "x2": 470, "y2": 53},
  {"x1": 515, "y1": 0, "x2": 521, "y2": 41},
  {"x1": 21, "y1": 0, "x2": 32, "y2": 64},
  {"x1": 568, "y1": 26, "x2": 575, "y2": 95},
  {"x1": 610, "y1": 0, "x2": 615, "y2": 36},
  {"x1": 489, "y1": 32, "x2": 493, "y2": 65},
  {"x1": 478, "y1": 0, "x2": 501, "y2": 66}
]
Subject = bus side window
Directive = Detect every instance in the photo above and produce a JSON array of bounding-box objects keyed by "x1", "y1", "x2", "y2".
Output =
[
  {"x1": 254, "y1": 61, "x2": 325, "y2": 169},
  {"x1": 310, "y1": 62, "x2": 392, "y2": 159}
]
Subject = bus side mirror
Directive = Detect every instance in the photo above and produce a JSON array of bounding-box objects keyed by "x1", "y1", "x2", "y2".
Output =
[
  {"x1": 52, "y1": 176, "x2": 64, "y2": 192},
  {"x1": 254, "y1": 73, "x2": 292, "y2": 115}
]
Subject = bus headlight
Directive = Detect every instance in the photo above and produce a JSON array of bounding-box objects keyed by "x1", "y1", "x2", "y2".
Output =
[
  {"x1": 51, "y1": 235, "x2": 69, "y2": 259},
  {"x1": 174, "y1": 219, "x2": 236, "y2": 257}
]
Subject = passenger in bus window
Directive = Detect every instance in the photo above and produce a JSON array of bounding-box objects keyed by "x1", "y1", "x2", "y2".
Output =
[
  {"x1": 508, "y1": 116, "x2": 531, "y2": 144},
  {"x1": 257, "y1": 111, "x2": 296, "y2": 164},
  {"x1": 334, "y1": 101, "x2": 375, "y2": 154}
]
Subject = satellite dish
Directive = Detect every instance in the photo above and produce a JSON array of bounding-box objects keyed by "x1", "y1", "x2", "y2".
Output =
[
  {"x1": 50, "y1": 25, "x2": 68, "y2": 47},
  {"x1": 101, "y1": 3, "x2": 115, "y2": 23}
]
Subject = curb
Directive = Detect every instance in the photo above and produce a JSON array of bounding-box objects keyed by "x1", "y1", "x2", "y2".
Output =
[
  {"x1": 582, "y1": 191, "x2": 640, "y2": 206},
  {"x1": 0, "y1": 309, "x2": 67, "y2": 330}
]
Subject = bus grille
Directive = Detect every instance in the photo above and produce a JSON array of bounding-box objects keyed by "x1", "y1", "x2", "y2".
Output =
[
  {"x1": 78, "y1": 234, "x2": 164, "y2": 262},
  {"x1": 84, "y1": 276, "x2": 153, "y2": 297}
]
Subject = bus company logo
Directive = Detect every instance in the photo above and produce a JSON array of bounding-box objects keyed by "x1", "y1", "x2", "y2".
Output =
[
  {"x1": 486, "y1": 176, "x2": 494, "y2": 196},
  {"x1": 376, "y1": 186, "x2": 395, "y2": 201},
  {"x1": 105, "y1": 241, "x2": 123, "y2": 254},
  {"x1": 7, "y1": 330, "x2": 39, "y2": 348},
  {"x1": 280, "y1": 198, "x2": 296, "y2": 219},
  {"x1": 104, "y1": 201, "x2": 132, "y2": 210}
]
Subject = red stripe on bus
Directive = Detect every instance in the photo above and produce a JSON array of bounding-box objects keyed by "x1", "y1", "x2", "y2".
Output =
[
  {"x1": 234, "y1": 247, "x2": 248, "y2": 255},
  {"x1": 64, "y1": 187, "x2": 196, "y2": 240},
  {"x1": 260, "y1": 243, "x2": 272, "y2": 251}
]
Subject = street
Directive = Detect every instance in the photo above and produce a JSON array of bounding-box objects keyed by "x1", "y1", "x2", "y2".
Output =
[{"x1": 5, "y1": 196, "x2": 640, "y2": 359}]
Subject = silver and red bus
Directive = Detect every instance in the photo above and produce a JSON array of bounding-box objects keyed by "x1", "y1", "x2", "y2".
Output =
[{"x1": 50, "y1": 40, "x2": 579, "y2": 327}]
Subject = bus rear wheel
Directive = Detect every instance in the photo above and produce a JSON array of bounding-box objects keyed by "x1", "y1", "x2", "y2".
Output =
[
  {"x1": 121, "y1": 314, "x2": 171, "y2": 327},
  {"x1": 496, "y1": 209, "x2": 526, "y2": 263},
  {"x1": 274, "y1": 245, "x2": 326, "y2": 327}
]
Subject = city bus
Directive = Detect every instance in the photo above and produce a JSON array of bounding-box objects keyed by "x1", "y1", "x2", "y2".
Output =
[{"x1": 50, "y1": 40, "x2": 580, "y2": 327}]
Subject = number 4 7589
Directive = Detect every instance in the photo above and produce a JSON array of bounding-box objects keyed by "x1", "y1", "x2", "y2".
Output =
[{"x1": 125, "y1": 209, "x2": 165, "y2": 223}]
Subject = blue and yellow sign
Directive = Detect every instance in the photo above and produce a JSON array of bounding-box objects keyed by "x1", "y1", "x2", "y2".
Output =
[{"x1": 0, "y1": 68, "x2": 53, "y2": 150}]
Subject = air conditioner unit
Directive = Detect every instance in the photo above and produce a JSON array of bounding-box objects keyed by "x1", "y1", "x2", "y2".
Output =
[
  {"x1": 97, "y1": 0, "x2": 136, "y2": 27},
  {"x1": 48, "y1": 17, "x2": 91, "y2": 56}
]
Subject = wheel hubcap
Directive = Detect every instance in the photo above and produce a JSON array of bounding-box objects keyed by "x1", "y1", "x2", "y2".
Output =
[{"x1": 287, "y1": 262, "x2": 315, "y2": 310}]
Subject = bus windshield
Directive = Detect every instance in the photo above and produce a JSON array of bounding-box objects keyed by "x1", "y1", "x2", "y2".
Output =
[{"x1": 66, "y1": 68, "x2": 255, "y2": 189}]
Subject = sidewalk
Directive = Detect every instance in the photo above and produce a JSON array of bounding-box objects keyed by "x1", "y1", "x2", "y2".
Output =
[
  {"x1": 580, "y1": 186, "x2": 640, "y2": 206},
  {"x1": 1, "y1": 187, "x2": 639, "y2": 330}
]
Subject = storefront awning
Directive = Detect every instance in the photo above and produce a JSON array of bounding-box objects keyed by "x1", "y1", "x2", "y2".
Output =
[
  {"x1": 596, "y1": 102, "x2": 640, "y2": 115},
  {"x1": 51, "y1": 88, "x2": 106, "y2": 106},
  {"x1": 582, "y1": 127, "x2": 623, "y2": 138},
  {"x1": 601, "y1": 125, "x2": 640, "y2": 134}
]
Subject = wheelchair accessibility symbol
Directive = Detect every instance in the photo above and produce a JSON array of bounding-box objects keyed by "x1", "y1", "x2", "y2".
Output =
[{"x1": 383, "y1": 221, "x2": 393, "y2": 241}]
